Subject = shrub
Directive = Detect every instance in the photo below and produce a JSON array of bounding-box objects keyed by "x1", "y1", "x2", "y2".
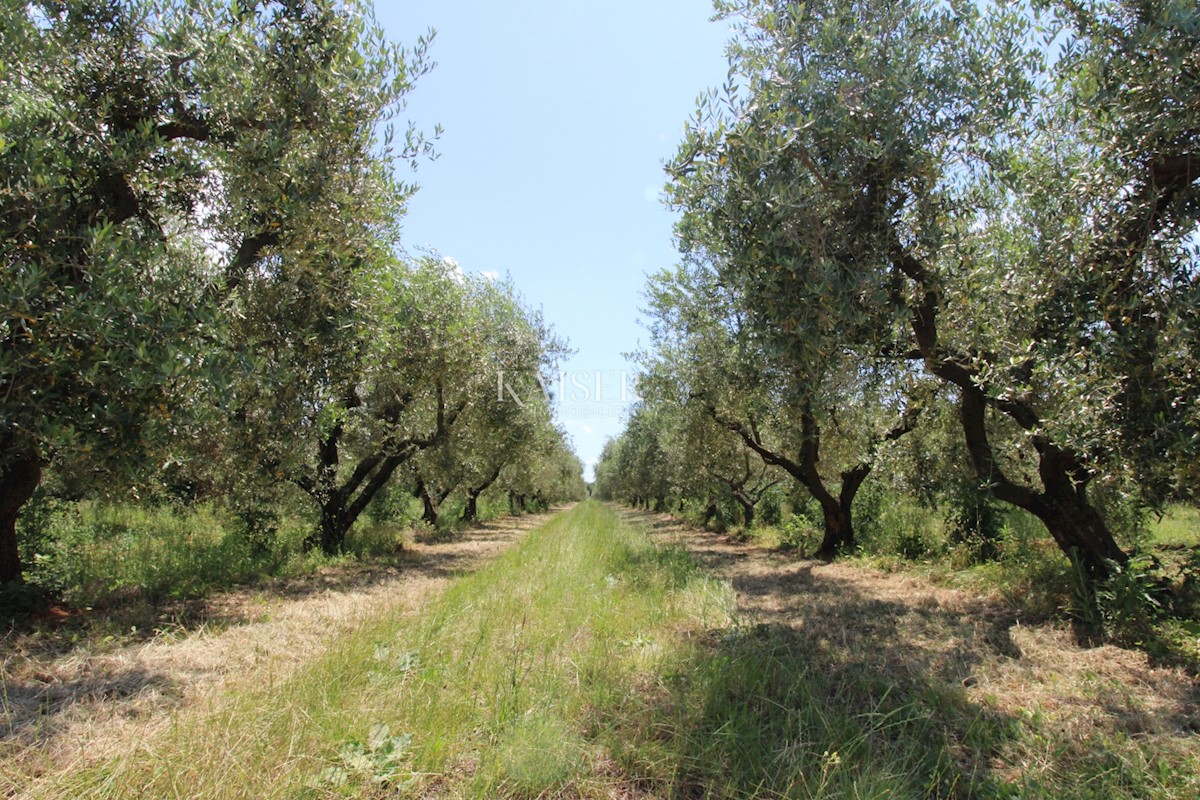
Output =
[{"x1": 24, "y1": 502, "x2": 308, "y2": 606}]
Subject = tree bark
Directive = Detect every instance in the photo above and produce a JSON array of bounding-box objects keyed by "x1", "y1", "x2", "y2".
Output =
[
  {"x1": 462, "y1": 465, "x2": 504, "y2": 523},
  {"x1": 415, "y1": 477, "x2": 440, "y2": 526},
  {"x1": 815, "y1": 500, "x2": 853, "y2": 559},
  {"x1": 701, "y1": 399, "x2": 914, "y2": 560},
  {"x1": 296, "y1": 384, "x2": 463, "y2": 555},
  {"x1": 893, "y1": 239, "x2": 1129, "y2": 581},
  {"x1": 812, "y1": 464, "x2": 869, "y2": 558},
  {"x1": 0, "y1": 436, "x2": 42, "y2": 584},
  {"x1": 462, "y1": 492, "x2": 480, "y2": 523},
  {"x1": 957, "y1": 386, "x2": 1127, "y2": 579},
  {"x1": 314, "y1": 501, "x2": 350, "y2": 556},
  {"x1": 735, "y1": 493, "x2": 755, "y2": 528}
]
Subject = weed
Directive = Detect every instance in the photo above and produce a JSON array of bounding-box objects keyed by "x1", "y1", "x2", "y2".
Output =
[{"x1": 319, "y1": 723, "x2": 414, "y2": 790}]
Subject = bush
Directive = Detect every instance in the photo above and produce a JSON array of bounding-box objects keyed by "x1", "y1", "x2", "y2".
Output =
[
  {"x1": 778, "y1": 511, "x2": 821, "y2": 554},
  {"x1": 24, "y1": 502, "x2": 308, "y2": 606},
  {"x1": 345, "y1": 520, "x2": 408, "y2": 558},
  {"x1": 858, "y1": 492, "x2": 944, "y2": 562},
  {"x1": 15, "y1": 488, "x2": 70, "y2": 571},
  {"x1": 943, "y1": 481, "x2": 1004, "y2": 563}
]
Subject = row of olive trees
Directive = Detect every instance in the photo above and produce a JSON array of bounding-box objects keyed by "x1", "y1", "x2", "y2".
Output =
[
  {"x1": 224, "y1": 254, "x2": 583, "y2": 554},
  {"x1": 598, "y1": 0, "x2": 1198, "y2": 582},
  {"x1": 0, "y1": 0, "x2": 583, "y2": 585}
]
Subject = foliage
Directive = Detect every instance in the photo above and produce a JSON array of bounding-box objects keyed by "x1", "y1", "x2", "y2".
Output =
[
  {"x1": 20, "y1": 502, "x2": 307, "y2": 606},
  {"x1": 318, "y1": 723, "x2": 414, "y2": 791},
  {"x1": 0, "y1": 0, "x2": 436, "y2": 583},
  {"x1": 0, "y1": 0, "x2": 587, "y2": 587},
  {"x1": 636, "y1": 0, "x2": 1199, "y2": 583}
]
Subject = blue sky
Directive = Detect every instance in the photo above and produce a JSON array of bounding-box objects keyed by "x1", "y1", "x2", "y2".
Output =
[{"x1": 377, "y1": 1, "x2": 731, "y2": 480}]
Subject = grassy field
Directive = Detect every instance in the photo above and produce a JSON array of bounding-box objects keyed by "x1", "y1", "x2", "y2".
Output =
[
  {"x1": 10, "y1": 501, "x2": 1199, "y2": 799},
  {"x1": 1148, "y1": 505, "x2": 1200, "y2": 547},
  {"x1": 13, "y1": 501, "x2": 733, "y2": 798}
]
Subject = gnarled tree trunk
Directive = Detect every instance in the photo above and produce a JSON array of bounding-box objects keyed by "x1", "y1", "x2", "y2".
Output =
[
  {"x1": 895, "y1": 240, "x2": 1130, "y2": 582},
  {"x1": 462, "y1": 464, "x2": 504, "y2": 523},
  {"x1": 958, "y1": 385, "x2": 1127, "y2": 580},
  {"x1": 703, "y1": 398, "x2": 916, "y2": 560},
  {"x1": 0, "y1": 435, "x2": 41, "y2": 585}
]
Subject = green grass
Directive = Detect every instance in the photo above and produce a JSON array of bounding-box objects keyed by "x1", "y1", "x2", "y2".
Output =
[
  {"x1": 15, "y1": 501, "x2": 1200, "y2": 799},
  {"x1": 16, "y1": 500, "x2": 419, "y2": 608},
  {"x1": 1148, "y1": 505, "x2": 1200, "y2": 547},
  {"x1": 22, "y1": 502, "x2": 299, "y2": 605},
  {"x1": 13, "y1": 486, "x2": 525, "y2": 611},
  {"x1": 19, "y1": 501, "x2": 733, "y2": 798}
]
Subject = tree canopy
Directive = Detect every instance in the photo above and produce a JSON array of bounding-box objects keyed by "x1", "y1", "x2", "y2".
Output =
[
  {"x1": 597, "y1": 0, "x2": 1198, "y2": 583},
  {"x1": 1, "y1": 0, "x2": 583, "y2": 585}
]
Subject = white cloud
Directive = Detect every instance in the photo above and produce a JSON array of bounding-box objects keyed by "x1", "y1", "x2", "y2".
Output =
[
  {"x1": 562, "y1": 420, "x2": 595, "y2": 435},
  {"x1": 480, "y1": 270, "x2": 500, "y2": 281},
  {"x1": 441, "y1": 256, "x2": 467, "y2": 284}
]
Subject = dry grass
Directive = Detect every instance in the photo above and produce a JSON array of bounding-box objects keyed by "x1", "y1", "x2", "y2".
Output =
[
  {"x1": 7, "y1": 504, "x2": 1196, "y2": 798},
  {"x1": 0, "y1": 510, "x2": 553, "y2": 790},
  {"x1": 622, "y1": 508, "x2": 1200, "y2": 794}
]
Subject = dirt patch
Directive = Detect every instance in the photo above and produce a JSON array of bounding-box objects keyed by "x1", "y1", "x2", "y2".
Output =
[
  {"x1": 623, "y1": 509, "x2": 1200, "y2": 744},
  {"x1": 0, "y1": 511, "x2": 554, "y2": 783}
]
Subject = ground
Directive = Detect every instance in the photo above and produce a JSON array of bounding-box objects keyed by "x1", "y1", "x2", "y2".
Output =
[
  {"x1": 3, "y1": 505, "x2": 1197, "y2": 797},
  {"x1": 626, "y1": 509, "x2": 1199, "y2": 784},
  {"x1": 0, "y1": 513, "x2": 544, "y2": 786}
]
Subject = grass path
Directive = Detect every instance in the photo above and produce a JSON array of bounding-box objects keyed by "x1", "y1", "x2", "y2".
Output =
[{"x1": 4, "y1": 502, "x2": 1199, "y2": 799}]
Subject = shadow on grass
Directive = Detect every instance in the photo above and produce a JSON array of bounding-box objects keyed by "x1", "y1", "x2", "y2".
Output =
[
  {"x1": 597, "y1": 598, "x2": 1022, "y2": 799},
  {"x1": 0, "y1": 513, "x2": 550, "y2": 750},
  {"x1": 1, "y1": 662, "x2": 181, "y2": 749},
  {"x1": 601, "y1": 507, "x2": 1198, "y2": 799},
  {"x1": 6, "y1": 514, "x2": 545, "y2": 646}
]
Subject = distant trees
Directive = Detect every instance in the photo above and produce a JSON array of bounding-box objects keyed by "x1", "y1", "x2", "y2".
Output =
[
  {"x1": 601, "y1": 260, "x2": 922, "y2": 555},
  {"x1": 1, "y1": 0, "x2": 583, "y2": 586},
  {"x1": 399, "y1": 268, "x2": 573, "y2": 529},
  {"x1": 602, "y1": 0, "x2": 1198, "y2": 583}
]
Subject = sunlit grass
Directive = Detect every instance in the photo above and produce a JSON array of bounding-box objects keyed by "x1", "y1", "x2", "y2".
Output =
[
  {"x1": 17, "y1": 501, "x2": 1200, "y2": 799},
  {"x1": 21, "y1": 501, "x2": 733, "y2": 798},
  {"x1": 1148, "y1": 505, "x2": 1200, "y2": 547},
  {"x1": 17, "y1": 498, "x2": 438, "y2": 608}
]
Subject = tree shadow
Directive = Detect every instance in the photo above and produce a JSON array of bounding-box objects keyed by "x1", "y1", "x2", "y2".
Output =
[
  {"x1": 601, "y1": 507, "x2": 1200, "y2": 798},
  {"x1": 598, "y1": 587, "x2": 1024, "y2": 797},
  {"x1": 6, "y1": 514, "x2": 544, "y2": 655},
  {"x1": 1, "y1": 663, "x2": 180, "y2": 749},
  {"x1": 0, "y1": 513, "x2": 547, "y2": 755}
]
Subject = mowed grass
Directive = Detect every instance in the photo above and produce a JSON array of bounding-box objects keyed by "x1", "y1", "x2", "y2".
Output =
[
  {"x1": 18, "y1": 501, "x2": 733, "y2": 799},
  {"x1": 16, "y1": 501, "x2": 1200, "y2": 799}
]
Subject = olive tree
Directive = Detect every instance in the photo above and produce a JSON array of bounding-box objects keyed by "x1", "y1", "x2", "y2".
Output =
[
  {"x1": 667, "y1": 0, "x2": 1198, "y2": 579},
  {"x1": 639, "y1": 260, "x2": 921, "y2": 555},
  {"x1": 406, "y1": 276, "x2": 566, "y2": 527},
  {"x1": 0, "y1": 0, "x2": 433, "y2": 583}
]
